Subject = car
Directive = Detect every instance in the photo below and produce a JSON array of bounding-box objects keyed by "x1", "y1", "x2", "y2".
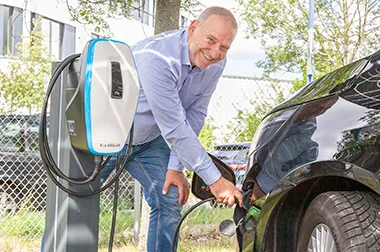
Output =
[
  {"x1": 0, "y1": 114, "x2": 46, "y2": 213},
  {"x1": 211, "y1": 142, "x2": 250, "y2": 188},
  {"x1": 234, "y1": 49, "x2": 380, "y2": 251}
]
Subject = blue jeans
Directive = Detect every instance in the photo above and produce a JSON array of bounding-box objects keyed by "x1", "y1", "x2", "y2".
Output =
[{"x1": 101, "y1": 135, "x2": 182, "y2": 252}]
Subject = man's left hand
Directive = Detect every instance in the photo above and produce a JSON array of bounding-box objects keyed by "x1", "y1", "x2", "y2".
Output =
[{"x1": 162, "y1": 170, "x2": 190, "y2": 205}]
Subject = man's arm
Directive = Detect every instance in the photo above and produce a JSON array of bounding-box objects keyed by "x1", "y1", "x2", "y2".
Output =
[
  {"x1": 183, "y1": 73, "x2": 243, "y2": 207},
  {"x1": 137, "y1": 56, "x2": 221, "y2": 184},
  {"x1": 137, "y1": 56, "x2": 242, "y2": 206},
  {"x1": 166, "y1": 71, "x2": 219, "y2": 173}
]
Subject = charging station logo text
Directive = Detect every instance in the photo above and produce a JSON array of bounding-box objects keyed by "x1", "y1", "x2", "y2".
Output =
[{"x1": 100, "y1": 143, "x2": 121, "y2": 148}]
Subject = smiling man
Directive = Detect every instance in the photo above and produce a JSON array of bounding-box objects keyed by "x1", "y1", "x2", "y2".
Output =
[{"x1": 101, "y1": 6, "x2": 242, "y2": 252}]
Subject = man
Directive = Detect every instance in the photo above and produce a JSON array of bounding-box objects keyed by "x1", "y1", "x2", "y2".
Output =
[{"x1": 101, "y1": 6, "x2": 243, "y2": 251}]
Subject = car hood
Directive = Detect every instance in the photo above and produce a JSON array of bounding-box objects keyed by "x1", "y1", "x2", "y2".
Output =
[{"x1": 268, "y1": 49, "x2": 380, "y2": 115}]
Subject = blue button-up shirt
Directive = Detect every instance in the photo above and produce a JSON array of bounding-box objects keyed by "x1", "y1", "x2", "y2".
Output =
[{"x1": 131, "y1": 29, "x2": 225, "y2": 185}]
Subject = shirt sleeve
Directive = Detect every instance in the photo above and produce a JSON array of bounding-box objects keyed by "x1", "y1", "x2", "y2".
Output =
[
  {"x1": 167, "y1": 70, "x2": 222, "y2": 174},
  {"x1": 136, "y1": 56, "x2": 221, "y2": 185}
]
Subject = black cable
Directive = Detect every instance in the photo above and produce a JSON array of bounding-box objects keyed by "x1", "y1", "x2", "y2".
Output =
[
  {"x1": 40, "y1": 54, "x2": 103, "y2": 185},
  {"x1": 171, "y1": 197, "x2": 216, "y2": 252},
  {"x1": 39, "y1": 52, "x2": 135, "y2": 252},
  {"x1": 109, "y1": 155, "x2": 120, "y2": 252},
  {"x1": 38, "y1": 53, "x2": 134, "y2": 196}
]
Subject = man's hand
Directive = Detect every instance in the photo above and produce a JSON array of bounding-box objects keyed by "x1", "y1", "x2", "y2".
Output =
[
  {"x1": 162, "y1": 170, "x2": 190, "y2": 205},
  {"x1": 209, "y1": 177, "x2": 243, "y2": 207}
]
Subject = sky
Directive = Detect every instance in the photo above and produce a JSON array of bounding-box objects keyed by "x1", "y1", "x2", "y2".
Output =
[{"x1": 200, "y1": 0, "x2": 298, "y2": 80}]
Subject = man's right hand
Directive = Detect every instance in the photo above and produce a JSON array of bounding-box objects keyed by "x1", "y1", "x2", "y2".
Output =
[{"x1": 209, "y1": 176, "x2": 243, "y2": 207}]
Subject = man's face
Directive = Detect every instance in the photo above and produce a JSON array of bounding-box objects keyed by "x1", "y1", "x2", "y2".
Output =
[{"x1": 188, "y1": 15, "x2": 236, "y2": 69}]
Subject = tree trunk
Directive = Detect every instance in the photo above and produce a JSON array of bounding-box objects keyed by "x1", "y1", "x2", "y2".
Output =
[{"x1": 154, "y1": 0, "x2": 181, "y2": 35}]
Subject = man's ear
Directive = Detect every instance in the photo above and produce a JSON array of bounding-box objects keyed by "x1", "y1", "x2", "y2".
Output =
[{"x1": 188, "y1": 20, "x2": 199, "y2": 36}]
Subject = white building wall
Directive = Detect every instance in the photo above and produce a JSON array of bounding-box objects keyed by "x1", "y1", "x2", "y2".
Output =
[
  {"x1": 0, "y1": 0, "x2": 199, "y2": 73},
  {"x1": 0, "y1": 0, "x2": 158, "y2": 113},
  {"x1": 0, "y1": 0, "x2": 155, "y2": 67},
  {"x1": 0, "y1": 0, "x2": 294, "y2": 140}
]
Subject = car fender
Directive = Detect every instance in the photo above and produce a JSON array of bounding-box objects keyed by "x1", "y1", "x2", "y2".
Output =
[{"x1": 253, "y1": 160, "x2": 380, "y2": 252}]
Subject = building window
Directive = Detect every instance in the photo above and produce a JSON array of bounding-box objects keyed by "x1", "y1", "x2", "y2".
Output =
[
  {"x1": 132, "y1": 1, "x2": 140, "y2": 21},
  {"x1": 0, "y1": 5, "x2": 23, "y2": 56},
  {"x1": 181, "y1": 15, "x2": 188, "y2": 28},
  {"x1": 132, "y1": 0, "x2": 153, "y2": 26},
  {"x1": 61, "y1": 24, "x2": 75, "y2": 58},
  {"x1": 41, "y1": 18, "x2": 61, "y2": 59},
  {"x1": 31, "y1": 14, "x2": 76, "y2": 59}
]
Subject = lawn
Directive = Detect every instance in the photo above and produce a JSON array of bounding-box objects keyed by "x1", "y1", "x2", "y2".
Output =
[{"x1": 0, "y1": 202, "x2": 236, "y2": 251}]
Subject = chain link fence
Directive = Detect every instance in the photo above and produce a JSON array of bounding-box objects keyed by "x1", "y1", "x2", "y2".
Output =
[
  {"x1": 0, "y1": 114, "x2": 139, "y2": 250},
  {"x1": 0, "y1": 75, "x2": 294, "y2": 251}
]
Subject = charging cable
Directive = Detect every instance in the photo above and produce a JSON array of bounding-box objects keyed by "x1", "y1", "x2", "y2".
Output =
[
  {"x1": 170, "y1": 197, "x2": 216, "y2": 252},
  {"x1": 39, "y1": 53, "x2": 133, "y2": 251}
]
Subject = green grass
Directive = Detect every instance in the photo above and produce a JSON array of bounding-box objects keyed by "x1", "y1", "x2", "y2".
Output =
[
  {"x1": 0, "y1": 201, "x2": 235, "y2": 251},
  {"x1": 181, "y1": 206, "x2": 233, "y2": 225},
  {"x1": 0, "y1": 209, "x2": 45, "y2": 238},
  {"x1": 178, "y1": 235, "x2": 237, "y2": 252},
  {"x1": 0, "y1": 207, "x2": 135, "y2": 247}
]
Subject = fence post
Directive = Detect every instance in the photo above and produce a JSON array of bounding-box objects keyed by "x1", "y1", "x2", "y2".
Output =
[
  {"x1": 133, "y1": 180, "x2": 141, "y2": 243},
  {"x1": 138, "y1": 196, "x2": 150, "y2": 251}
]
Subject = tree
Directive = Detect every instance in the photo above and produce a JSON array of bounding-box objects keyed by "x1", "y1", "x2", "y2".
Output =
[
  {"x1": 227, "y1": 81, "x2": 287, "y2": 142},
  {"x1": 155, "y1": 0, "x2": 181, "y2": 34},
  {"x1": 198, "y1": 118, "x2": 217, "y2": 151},
  {"x1": 67, "y1": 0, "x2": 202, "y2": 35},
  {"x1": 0, "y1": 19, "x2": 52, "y2": 115},
  {"x1": 237, "y1": 0, "x2": 380, "y2": 80},
  {"x1": 228, "y1": 102, "x2": 269, "y2": 142}
]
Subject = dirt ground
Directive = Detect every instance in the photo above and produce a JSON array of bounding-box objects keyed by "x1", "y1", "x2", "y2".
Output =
[
  {"x1": 0, "y1": 237, "x2": 138, "y2": 252},
  {"x1": 0, "y1": 237, "x2": 40, "y2": 252}
]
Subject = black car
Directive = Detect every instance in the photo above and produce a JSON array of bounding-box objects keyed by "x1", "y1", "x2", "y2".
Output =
[
  {"x1": 234, "y1": 49, "x2": 380, "y2": 251},
  {"x1": 0, "y1": 114, "x2": 46, "y2": 212}
]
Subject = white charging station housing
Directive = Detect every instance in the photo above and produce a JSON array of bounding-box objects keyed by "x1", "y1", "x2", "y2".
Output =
[{"x1": 65, "y1": 38, "x2": 139, "y2": 155}]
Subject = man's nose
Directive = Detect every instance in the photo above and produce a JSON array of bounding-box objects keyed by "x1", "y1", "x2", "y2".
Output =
[{"x1": 210, "y1": 45, "x2": 220, "y2": 60}]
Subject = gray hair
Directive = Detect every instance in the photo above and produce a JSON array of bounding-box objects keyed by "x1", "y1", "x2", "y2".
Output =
[{"x1": 198, "y1": 6, "x2": 238, "y2": 32}]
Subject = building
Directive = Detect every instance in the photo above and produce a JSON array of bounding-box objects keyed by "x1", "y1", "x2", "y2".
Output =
[
  {"x1": 0, "y1": 0, "x2": 201, "y2": 112},
  {"x1": 0, "y1": 0, "x2": 294, "y2": 141},
  {"x1": 0, "y1": 0, "x2": 197, "y2": 69}
]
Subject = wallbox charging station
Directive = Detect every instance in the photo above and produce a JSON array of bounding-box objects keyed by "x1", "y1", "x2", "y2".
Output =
[{"x1": 40, "y1": 39, "x2": 139, "y2": 252}]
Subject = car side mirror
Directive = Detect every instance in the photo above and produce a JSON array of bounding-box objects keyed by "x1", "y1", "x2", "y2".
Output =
[{"x1": 191, "y1": 153, "x2": 236, "y2": 200}]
